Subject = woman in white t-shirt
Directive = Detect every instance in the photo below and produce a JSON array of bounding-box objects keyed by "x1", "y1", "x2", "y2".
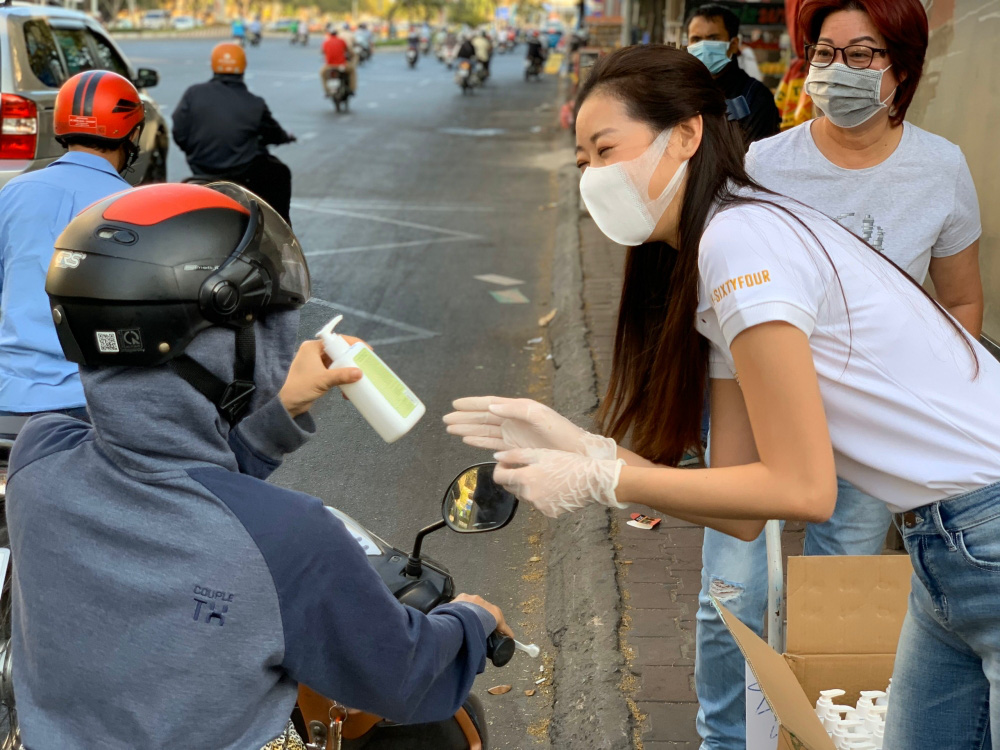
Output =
[
  {"x1": 697, "y1": 0, "x2": 983, "y2": 744},
  {"x1": 445, "y1": 45, "x2": 1000, "y2": 750}
]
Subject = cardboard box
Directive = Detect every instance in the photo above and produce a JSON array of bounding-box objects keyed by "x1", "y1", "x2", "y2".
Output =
[{"x1": 716, "y1": 555, "x2": 913, "y2": 750}]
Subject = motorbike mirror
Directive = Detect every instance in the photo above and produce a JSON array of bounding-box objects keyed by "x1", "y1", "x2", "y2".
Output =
[{"x1": 442, "y1": 462, "x2": 518, "y2": 533}]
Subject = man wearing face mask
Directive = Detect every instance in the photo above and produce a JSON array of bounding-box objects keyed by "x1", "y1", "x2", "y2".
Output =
[
  {"x1": 695, "y1": 2, "x2": 983, "y2": 748},
  {"x1": 6, "y1": 182, "x2": 510, "y2": 748},
  {"x1": 0, "y1": 71, "x2": 144, "y2": 422},
  {"x1": 686, "y1": 4, "x2": 779, "y2": 147}
]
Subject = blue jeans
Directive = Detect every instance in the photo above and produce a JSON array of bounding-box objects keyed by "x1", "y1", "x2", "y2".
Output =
[
  {"x1": 695, "y1": 478, "x2": 893, "y2": 750},
  {"x1": 885, "y1": 481, "x2": 1000, "y2": 750}
]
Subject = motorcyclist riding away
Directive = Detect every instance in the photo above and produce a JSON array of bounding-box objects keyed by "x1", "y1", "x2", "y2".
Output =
[
  {"x1": 407, "y1": 26, "x2": 420, "y2": 51},
  {"x1": 172, "y1": 43, "x2": 296, "y2": 224},
  {"x1": 527, "y1": 29, "x2": 546, "y2": 63},
  {"x1": 6, "y1": 182, "x2": 511, "y2": 749},
  {"x1": 0, "y1": 71, "x2": 144, "y2": 422},
  {"x1": 321, "y1": 26, "x2": 355, "y2": 97},
  {"x1": 472, "y1": 30, "x2": 492, "y2": 75},
  {"x1": 456, "y1": 33, "x2": 476, "y2": 62}
]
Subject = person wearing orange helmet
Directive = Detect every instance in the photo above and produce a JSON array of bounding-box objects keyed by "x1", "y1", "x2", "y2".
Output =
[
  {"x1": 172, "y1": 42, "x2": 296, "y2": 222},
  {"x1": 0, "y1": 70, "x2": 145, "y2": 421}
]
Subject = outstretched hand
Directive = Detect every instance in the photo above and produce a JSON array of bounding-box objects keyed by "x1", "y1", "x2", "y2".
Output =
[
  {"x1": 279, "y1": 337, "x2": 367, "y2": 417},
  {"x1": 443, "y1": 396, "x2": 617, "y2": 459},
  {"x1": 493, "y1": 448, "x2": 627, "y2": 518}
]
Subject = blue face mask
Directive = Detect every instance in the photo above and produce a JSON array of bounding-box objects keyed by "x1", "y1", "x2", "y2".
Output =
[{"x1": 688, "y1": 39, "x2": 732, "y2": 75}]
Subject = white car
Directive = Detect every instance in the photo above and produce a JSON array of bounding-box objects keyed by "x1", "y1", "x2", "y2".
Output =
[
  {"x1": 171, "y1": 15, "x2": 197, "y2": 30},
  {"x1": 141, "y1": 10, "x2": 170, "y2": 29}
]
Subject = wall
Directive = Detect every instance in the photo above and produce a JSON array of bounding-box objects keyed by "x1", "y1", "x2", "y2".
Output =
[{"x1": 908, "y1": 0, "x2": 1000, "y2": 342}]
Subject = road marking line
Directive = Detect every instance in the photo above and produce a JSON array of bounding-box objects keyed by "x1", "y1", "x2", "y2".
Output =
[
  {"x1": 305, "y1": 235, "x2": 478, "y2": 257},
  {"x1": 298, "y1": 198, "x2": 494, "y2": 212},
  {"x1": 291, "y1": 200, "x2": 480, "y2": 239},
  {"x1": 307, "y1": 296, "x2": 438, "y2": 346}
]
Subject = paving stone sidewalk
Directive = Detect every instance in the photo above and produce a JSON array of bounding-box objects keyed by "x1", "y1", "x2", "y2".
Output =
[{"x1": 576, "y1": 214, "x2": 807, "y2": 749}]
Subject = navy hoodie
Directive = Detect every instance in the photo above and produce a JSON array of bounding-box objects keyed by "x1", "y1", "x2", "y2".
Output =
[{"x1": 5, "y1": 312, "x2": 493, "y2": 749}]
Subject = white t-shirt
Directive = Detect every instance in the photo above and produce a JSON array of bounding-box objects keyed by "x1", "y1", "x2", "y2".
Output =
[
  {"x1": 696, "y1": 198, "x2": 1000, "y2": 512},
  {"x1": 746, "y1": 122, "x2": 981, "y2": 283}
]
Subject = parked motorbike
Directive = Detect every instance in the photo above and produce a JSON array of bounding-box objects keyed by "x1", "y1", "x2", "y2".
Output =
[
  {"x1": 406, "y1": 47, "x2": 419, "y2": 68},
  {"x1": 0, "y1": 461, "x2": 527, "y2": 750}
]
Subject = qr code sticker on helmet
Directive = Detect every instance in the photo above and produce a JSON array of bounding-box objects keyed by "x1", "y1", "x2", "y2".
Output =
[{"x1": 96, "y1": 331, "x2": 119, "y2": 353}]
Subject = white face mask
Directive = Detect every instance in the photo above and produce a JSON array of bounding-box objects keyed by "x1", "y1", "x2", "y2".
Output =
[
  {"x1": 579, "y1": 128, "x2": 688, "y2": 247},
  {"x1": 805, "y1": 62, "x2": 897, "y2": 129}
]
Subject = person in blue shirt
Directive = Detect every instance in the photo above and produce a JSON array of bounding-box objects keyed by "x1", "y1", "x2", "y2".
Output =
[{"x1": 0, "y1": 70, "x2": 145, "y2": 420}]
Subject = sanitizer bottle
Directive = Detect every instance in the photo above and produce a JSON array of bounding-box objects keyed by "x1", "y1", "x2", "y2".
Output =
[{"x1": 317, "y1": 315, "x2": 426, "y2": 443}]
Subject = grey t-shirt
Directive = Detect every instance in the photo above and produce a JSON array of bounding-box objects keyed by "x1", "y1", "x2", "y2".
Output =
[{"x1": 746, "y1": 121, "x2": 982, "y2": 282}]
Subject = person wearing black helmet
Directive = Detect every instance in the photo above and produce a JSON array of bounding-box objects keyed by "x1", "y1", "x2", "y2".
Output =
[
  {"x1": 4, "y1": 182, "x2": 510, "y2": 749},
  {"x1": 172, "y1": 43, "x2": 296, "y2": 223},
  {"x1": 0, "y1": 70, "x2": 144, "y2": 422}
]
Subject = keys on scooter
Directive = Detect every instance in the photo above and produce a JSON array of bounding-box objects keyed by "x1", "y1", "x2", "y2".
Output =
[
  {"x1": 486, "y1": 630, "x2": 516, "y2": 667},
  {"x1": 515, "y1": 640, "x2": 540, "y2": 658},
  {"x1": 328, "y1": 702, "x2": 347, "y2": 750}
]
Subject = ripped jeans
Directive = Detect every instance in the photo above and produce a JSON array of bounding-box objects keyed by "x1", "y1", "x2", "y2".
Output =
[{"x1": 694, "y1": 478, "x2": 892, "y2": 750}]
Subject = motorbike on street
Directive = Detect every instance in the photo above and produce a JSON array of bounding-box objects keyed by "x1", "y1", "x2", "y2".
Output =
[
  {"x1": 0, "y1": 415, "x2": 25, "y2": 748},
  {"x1": 354, "y1": 40, "x2": 372, "y2": 64},
  {"x1": 406, "y1": 47, "x2": 419, "y2": 68},
  {"x1": 324, "y1": 66, "x2": 351, "y2": 113},
  {"x1": 455, "y1": 59, "x2": 480, "y2": 94},
  {"x1": 525, "y1": 57, "x2": 544, "y2": 81},
  {"x1": 248, "y1": 30, "x2": 262, "y2": 46},
  {"x1": 0, "y1": 462, "x2": 528, "y2": 750},
  {"x1": 291, "y1": 28, "x2": 310, "y2": 46}
]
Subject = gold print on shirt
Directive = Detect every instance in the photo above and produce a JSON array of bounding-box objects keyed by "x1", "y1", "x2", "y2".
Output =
[{"x1": 711, "y1": 269, "x2": 771, "y2": 304}]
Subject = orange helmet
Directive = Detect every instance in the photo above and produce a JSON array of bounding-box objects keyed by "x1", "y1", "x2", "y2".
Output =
[
  {"x1": 211, "y1": 42, "x2": 247, "y2": 75},
  {"x1": 54, "y1": 70, "x2": 144, "y2": 145}
]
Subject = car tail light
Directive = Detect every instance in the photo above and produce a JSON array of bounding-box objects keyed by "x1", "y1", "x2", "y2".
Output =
[{"x1": 0, "y1": 95, "x2": 38, "y2": 160}]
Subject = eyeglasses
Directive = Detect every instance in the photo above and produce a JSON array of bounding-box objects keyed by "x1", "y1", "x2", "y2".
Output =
[{"x1": 805, "y1": 43, "x2": 888, "y2": 70}]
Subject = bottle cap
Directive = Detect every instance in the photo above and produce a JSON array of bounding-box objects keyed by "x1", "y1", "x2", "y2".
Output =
[{"x1": 317, "y1": 314, "x2": 351, "y2": 360}]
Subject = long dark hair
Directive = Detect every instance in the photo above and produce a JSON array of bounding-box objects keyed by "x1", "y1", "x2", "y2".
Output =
[{"x1": 578, "y1": 44, "x2": 974, "y2": 467}]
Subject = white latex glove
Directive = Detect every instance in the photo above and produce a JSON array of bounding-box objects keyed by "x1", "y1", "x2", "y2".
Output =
[
  {"x1": 443, "y1": 396, "x2": 617, "y2": 460},
  {"x1": 493, "y1": 448, "x2": 628, "y2": 518}
]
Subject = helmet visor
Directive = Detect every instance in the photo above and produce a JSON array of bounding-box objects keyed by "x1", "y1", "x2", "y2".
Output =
[{"x1": 207, "y1": 182, "x2": 311, "y2": 306}]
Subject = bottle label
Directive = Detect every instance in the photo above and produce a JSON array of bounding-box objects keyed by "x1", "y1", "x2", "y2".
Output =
[{"x1": 354, "y1": 348, "x2": 417, "y2": 418}]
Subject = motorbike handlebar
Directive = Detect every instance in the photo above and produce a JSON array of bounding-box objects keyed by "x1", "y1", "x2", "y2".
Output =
[{"x1": 486, "y1": 631, "x2": 515, "y2": 668}]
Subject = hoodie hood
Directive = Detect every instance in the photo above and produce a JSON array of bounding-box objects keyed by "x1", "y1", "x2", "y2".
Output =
[{"x1": 81, "y1": 310, "x2": 299, "y2": 473}]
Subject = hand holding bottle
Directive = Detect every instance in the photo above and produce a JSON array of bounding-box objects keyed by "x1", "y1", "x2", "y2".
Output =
[
  {"x1": 279, "y1": 338, "x2": 365, "y2": 417},
  {"x1": 443, "y1": 396, "x2": 618, "y2": 460}
]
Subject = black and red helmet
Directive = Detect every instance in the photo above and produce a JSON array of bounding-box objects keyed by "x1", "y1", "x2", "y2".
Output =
[
  {"x1": 54, "y1": 70, "x2": 145, "y2": 146},
  {"x1": 45, "y1": 182, "x2": 310, "y2": 422}
]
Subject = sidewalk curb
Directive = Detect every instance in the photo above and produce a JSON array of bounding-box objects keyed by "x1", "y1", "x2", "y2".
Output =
[{"x1": 545, "y1": 163, "x2": 632, "y2": 749}]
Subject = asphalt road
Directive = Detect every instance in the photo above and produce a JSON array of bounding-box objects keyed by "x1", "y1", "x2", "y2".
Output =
[{"x1": 119, "y1": 36, "x2": 568, "y2": 746}]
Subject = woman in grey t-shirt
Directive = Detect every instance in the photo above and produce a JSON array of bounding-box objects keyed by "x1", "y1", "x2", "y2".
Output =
[{"x1": 695, "y1": 0, "x2": 982, "y2": 748}]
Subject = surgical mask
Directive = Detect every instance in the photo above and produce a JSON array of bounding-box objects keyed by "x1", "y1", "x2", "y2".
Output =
[
  {"x1": 688, "y1": 40, "x2": 732, "y2": 75},
  {"x1": 805, "y1": 62, "x2": 897, "y2": 128},
  {"x1": 579, "y1": 129, "x2": 688, "y2": 247}
]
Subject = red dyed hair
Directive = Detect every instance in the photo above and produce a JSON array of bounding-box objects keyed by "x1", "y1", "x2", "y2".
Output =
[{"x1": 798, "y1": 0, "x2": 928, "y2": 125}]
